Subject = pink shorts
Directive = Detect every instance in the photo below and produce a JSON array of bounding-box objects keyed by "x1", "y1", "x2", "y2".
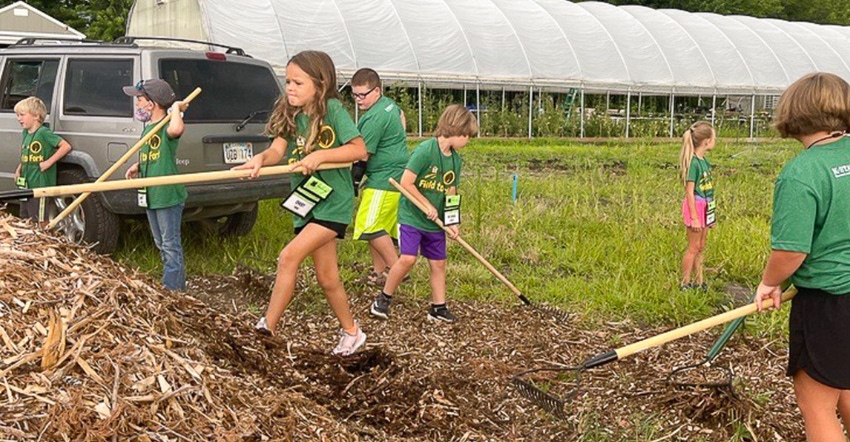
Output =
[{"x1": 682, "y1": 197, "x2": 707, "y2": 227}]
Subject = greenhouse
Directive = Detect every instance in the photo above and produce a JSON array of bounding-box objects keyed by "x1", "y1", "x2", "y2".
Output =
[{"x1": 127, "y1": 0, "x2": 850, "y2": 138}]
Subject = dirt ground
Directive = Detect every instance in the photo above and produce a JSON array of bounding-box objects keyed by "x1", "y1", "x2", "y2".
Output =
[
  {"x1": 1, "y1": 214, "x2": 805, "y2": 441},
  {"x1": 185, "y1": 266, "x2": 805, "y2": 441}
]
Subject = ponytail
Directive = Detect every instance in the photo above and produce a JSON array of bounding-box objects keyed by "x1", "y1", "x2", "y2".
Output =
[{"x1": 679, "y1": 121, "x2": 714, "y2": 187}]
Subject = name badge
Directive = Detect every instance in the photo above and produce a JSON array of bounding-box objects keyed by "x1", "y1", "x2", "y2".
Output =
[
  {"x1": 15, "y1": 176, "x2": 27, "y2": 188},
  {"x1": 444, "y1": 194, "x2": 461, "y2": 226},
  {"x1": 137, "y1": 188, "x2": 148, "y2": 208},
  {"x1": 281, "y1": 175, "x2": 334, "y2": 218},
  {"x1": 705, "y1": 197, "x2": 716, "y2": 226}
]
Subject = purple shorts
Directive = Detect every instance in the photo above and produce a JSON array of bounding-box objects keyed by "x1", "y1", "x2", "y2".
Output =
[{"x1": 398, "y1": 224, "x2": 447, "y2": 260}]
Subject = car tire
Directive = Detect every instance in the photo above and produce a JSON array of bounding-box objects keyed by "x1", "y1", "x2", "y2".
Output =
[
  {"x1": 53, "y1": 168, "x2": 121, "y2": 254},
  {"x1": 219, "y1": 204, "x2": 258, "y2": 237}
]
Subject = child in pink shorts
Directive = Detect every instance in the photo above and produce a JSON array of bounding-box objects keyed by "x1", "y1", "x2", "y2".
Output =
[{"x1": 679, "y1": 121, "x2": 716, "y2": 290}]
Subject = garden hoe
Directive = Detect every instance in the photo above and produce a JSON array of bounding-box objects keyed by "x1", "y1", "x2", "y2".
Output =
[
  {"x1": 0, "y1": 163, "x2": 351, "y2": 201},
  {"x1": 388, "y1": 178, "x2": 569, "y2": 323},
  {"x1": 512, "y1": 286, "x2": 796, "y2": 419},
  {"x1": 665, "y1": 293, "x2": 761, "y2": 390},
  {"x1": 48, "y1": 87, "x2": 203, "y2": 230}
]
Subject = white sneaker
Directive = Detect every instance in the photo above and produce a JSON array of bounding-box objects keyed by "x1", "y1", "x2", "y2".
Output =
[
  {"x1": 332, "y1": 321, "x2": 366, "y2": 356},
  {"x1": 254, "y1": 317, "x2": 272, "y2": 336}
]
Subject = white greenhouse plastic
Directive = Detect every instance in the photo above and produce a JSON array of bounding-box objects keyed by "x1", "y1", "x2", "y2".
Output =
[{"x1": 128, "y1": 0, "x2": 850, "y2": 95}]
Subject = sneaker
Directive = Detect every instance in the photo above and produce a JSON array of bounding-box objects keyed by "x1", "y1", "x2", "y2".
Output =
[
  {"x1": 332, "y1": 322, "x2": 366, "y2": 356},
  {"x1": 254, "y1": 317, "x2": 272, "y2": 336},
  {"x1": 370, "y1": 292, "x2": 392, "y2": 319},
  {"x1": 679, "y1": 283, "x2": 694, "y2": 291},
  {"x1": 427, "y1": 305, "x2": 457, "y2": 323}
]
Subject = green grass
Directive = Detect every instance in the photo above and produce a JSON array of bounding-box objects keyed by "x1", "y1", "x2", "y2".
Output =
[{"x1": 113, "y1": 137, "x2": 800, "y2": 335}]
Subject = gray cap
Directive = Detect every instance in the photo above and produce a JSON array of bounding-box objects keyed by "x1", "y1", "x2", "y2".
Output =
[{"x1": 123, "y1": 79, "x2": 176, "y2": 107}]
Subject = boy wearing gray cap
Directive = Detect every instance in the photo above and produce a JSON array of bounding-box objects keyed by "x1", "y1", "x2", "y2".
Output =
[{"x1": 123, "y1": 79, "x2": 189, "y2": 291}]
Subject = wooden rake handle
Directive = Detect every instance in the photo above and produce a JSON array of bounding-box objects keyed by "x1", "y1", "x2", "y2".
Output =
[
  {"x1": 583, "y1": 286, "x2": 797, "y2": 369},
  {"x1": 388, "y1": 178, "x2": 531, "y2": 305},
  {"x1": 14, "y1": 163, "x2": 351, "y2": 198},
  {"x1": 48, "y1": 87, "x2": 203, "y2": 229}
]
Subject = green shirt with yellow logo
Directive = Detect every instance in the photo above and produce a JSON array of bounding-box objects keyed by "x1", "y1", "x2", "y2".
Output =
[
  {"x1": 19, "y1": 126, "x2": 63, "y2": 189},
  {"x1": 139, "y1": 119, "x2": 187, "y2": 209},
  {"x1": 285, "y1": 98, "x2": 361, "y2": 227},
  {"x1": 398, "y1": 137, "x2": 462, "y2": 232},
  {"x1": 686, "y1": 156, "x2": 714, "y2": 199}
]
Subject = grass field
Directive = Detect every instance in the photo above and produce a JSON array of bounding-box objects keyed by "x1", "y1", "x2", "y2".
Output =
[{"x1": 114, "y1": 137, "x2": 800, "y2": 336}]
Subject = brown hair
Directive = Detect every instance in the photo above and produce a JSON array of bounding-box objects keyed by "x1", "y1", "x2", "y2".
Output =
[
  {"x1": 351, "y1": 68, "x2": 380, "y2": 90},
  {"x1": 14, "y1": 96, "x2": 47, "y2": 123},
  {"x1": 679, "y1": 121, "x2": 714, "y2": 186},
  {"x1": 266, "y1": 50, "x2": 340, "y2": 153},
  {"x1": 434, "y1": 104, "x2": 478, "y2": 138},
  {"x1": 773, "y1": 72, "x2": 850, "y2": 138}
]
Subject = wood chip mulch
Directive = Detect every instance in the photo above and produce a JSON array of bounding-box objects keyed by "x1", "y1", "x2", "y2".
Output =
[{"x1": 0, "y1": 213, "x2": 805, "y2": 441}]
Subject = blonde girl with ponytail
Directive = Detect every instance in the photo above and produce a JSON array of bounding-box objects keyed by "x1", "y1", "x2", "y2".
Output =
[
  {"x1": 234, "y1": 50, "x2": 368, "y2": 356},
  {"x1": 679, "y1": 121, "x2": 716, "y2": 290}
]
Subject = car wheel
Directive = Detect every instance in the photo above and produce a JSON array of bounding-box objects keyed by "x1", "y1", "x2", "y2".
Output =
[
  {"x1": 53, "y1": 168, "x2": 121, "y2": 254},
  {"x1": 219, "y1": 204, "x2": 259, "y2": 237}
]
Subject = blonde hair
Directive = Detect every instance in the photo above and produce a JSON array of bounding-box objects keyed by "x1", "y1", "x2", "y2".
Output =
[
  {"x1": 679, "y1": 121, "x2": 714, "y2": 186},
  {"x1": 266, "y1": 51, "x2": 340, "y2": 153},
  {"x1": 14, "y1": 97, "x2": 47, "y2": 123},
  {"x1": 434, "y1": 104, "x2": 478, "y2": 138},
  {"x1": 773, "y1": 72, "x2": 850, "y2": 138}
]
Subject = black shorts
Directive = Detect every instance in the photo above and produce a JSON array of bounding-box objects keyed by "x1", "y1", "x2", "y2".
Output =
[
  {"x1": 787, "y1": 286, "x2": 850, "y2": 389},
  {"x1": 294, "y1": 219, "x2": 347, "y2": 239}
]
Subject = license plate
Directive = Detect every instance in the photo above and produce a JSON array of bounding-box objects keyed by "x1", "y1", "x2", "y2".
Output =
[{"x1": 223, "y1": 142, "x2": 253, "y2": 164}]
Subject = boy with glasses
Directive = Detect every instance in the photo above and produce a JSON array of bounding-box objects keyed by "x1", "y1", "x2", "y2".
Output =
[{"x1": 350, "y1": 68, "x2": 409, "y2": 288}]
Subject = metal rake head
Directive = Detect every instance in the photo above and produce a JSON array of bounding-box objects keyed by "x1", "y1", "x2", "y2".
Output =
[{"x1": 511, "y1": 366, "x2": 583, "y2": 419}]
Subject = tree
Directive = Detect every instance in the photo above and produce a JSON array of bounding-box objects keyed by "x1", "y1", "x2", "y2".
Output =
[{"x1": 0, "y1": 0, "x2": 132, "y2": 41}]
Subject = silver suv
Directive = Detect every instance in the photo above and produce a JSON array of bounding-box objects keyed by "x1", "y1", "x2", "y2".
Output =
[{"x1": 0, "y1": 37, "x2": 287, "y2": 253}]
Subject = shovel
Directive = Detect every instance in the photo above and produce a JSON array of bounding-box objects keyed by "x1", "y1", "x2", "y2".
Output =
[
  {"x1": 0, "y1": 163, "x2": 351, "y2": 201},
  {"x1": 512, "y1": 286, "x2": 796, "y2": 418},
  {"x1": 389, "y1": 177, "x2": 569, "y2": 322}
]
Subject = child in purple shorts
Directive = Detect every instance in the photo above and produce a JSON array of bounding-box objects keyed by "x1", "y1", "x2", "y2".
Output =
[{"x1": 370, "y1": 105, "x2": 478, "y2": 322}]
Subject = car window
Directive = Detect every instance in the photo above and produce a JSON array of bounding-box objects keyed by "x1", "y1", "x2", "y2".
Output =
[
  {"x1": 159, "y1": 59, "x2": 279, "y2": 123},
  {"x1": 64, "y1": 59, "x2": 133, "y2": 117},
  {"x1": 0, "y1": 59, "x2": 59, "y2": 111}
]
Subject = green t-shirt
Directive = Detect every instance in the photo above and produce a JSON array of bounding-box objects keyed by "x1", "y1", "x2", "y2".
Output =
[
  {"x1": 398, "y1": 138, "x2": 463, "y2": 232},
  {"x1": 770, "y1": 136, "x2": 850, "y2": 295},
  {"x1": 285, "y1": 98, "x2": 361, "y2": 227},
  {"x1": 19, "y1": 126, "x2": 63, "y2": 189},
  {"x1": 139, "y1": 119, "x2": 187, "y2": 209},
  {"x1": 686, "y1": 156, "x2": 714, "y2": 199},
  {"x1": 358, "y1": 96, "x2": 408, "y2": 191}
]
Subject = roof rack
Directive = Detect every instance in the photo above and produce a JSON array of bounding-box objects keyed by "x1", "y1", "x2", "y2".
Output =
[
  {"x1": 11, "y1": 37, "x2": 116, "y2": 46},
  {"x1": 114, "y1": 36, "x2": 249, "y2": 57}
]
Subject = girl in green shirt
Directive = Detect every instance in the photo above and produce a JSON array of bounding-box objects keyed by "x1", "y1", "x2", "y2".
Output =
[
  {"x1": 235, "y1": 51, "x2": 368, "y2": 356},
  {"x1": 678, "y1": 121, "x2": 715, "y2": 291}
]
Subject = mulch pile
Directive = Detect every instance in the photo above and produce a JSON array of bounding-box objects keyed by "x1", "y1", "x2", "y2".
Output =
[{"x1": 0, "y1": 212, "x2": 805, "y2": 441}]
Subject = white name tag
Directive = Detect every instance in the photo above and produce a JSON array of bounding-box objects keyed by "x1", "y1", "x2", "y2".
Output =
[
  {"x1": 281, "y1": 192, "x2": 316, "y2": 217},
  {"x1": 137, "y1": 189, "x2": 147, "y2": 208}
]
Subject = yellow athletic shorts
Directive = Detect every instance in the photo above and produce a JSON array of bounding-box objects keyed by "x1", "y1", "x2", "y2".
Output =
[{"x1": 353, "y1": 188, "x2": 400, "y2": 240}]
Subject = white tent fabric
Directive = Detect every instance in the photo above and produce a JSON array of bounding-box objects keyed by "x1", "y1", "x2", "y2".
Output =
[{"x1": 190, "y1": 0, "x2": 850, "y2": 94}]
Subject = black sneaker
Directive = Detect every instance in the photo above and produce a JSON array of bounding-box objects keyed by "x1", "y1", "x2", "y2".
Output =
[
  {"x1": 427, "y1": 305, "x2": 457, "y2": 323},
  {"x1": 370, "y1": 293, "x2": 392, "y2": 319}
]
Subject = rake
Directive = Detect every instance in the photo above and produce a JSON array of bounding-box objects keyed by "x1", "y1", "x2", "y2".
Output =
[
  {"x1": 512, "y1": 286, "x2": 796, "y2": 418},
  {"x1": 0, "y1": 163, "x2": 351, "y2": 201},
  {"x1": 388, "y1": 178, "x2": 569, "y2": 323}
]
